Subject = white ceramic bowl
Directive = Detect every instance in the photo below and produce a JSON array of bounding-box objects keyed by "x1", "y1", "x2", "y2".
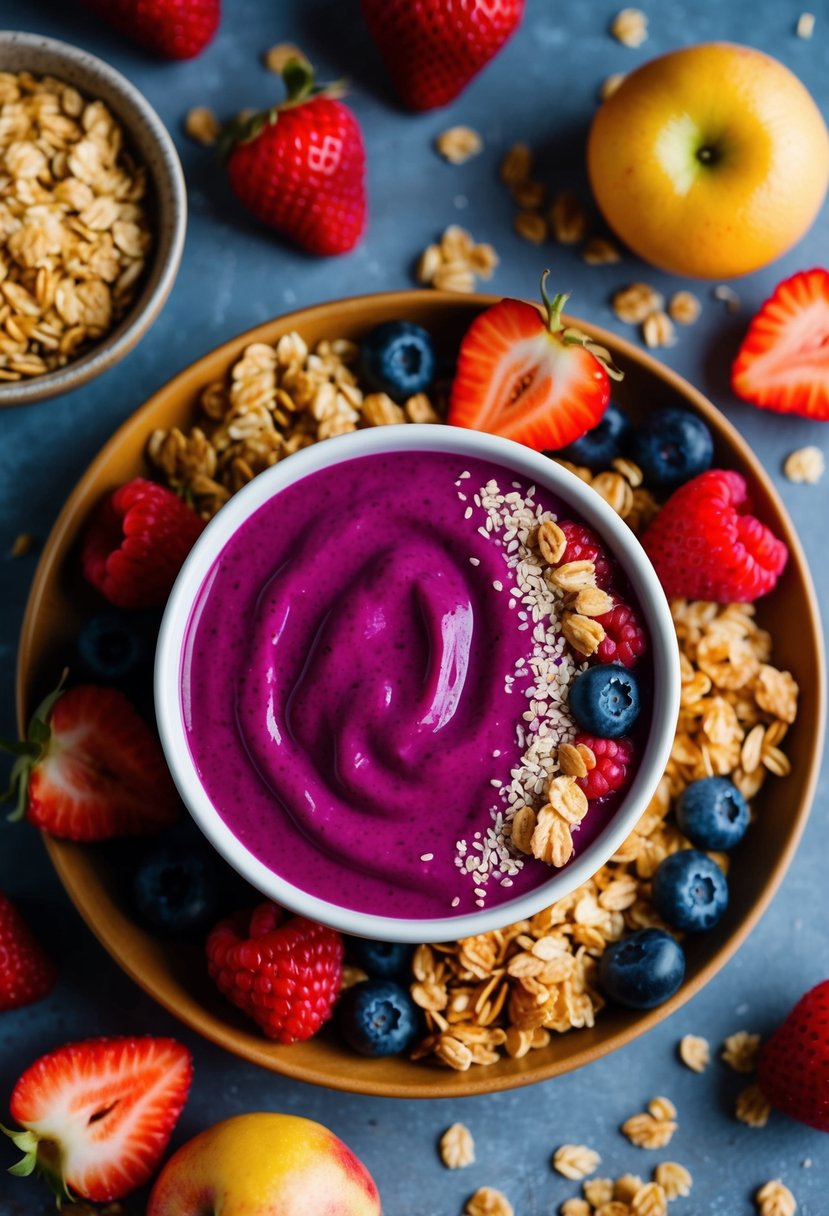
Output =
[{"x1": 156, "y1": 424, "x2": 680, "y2": 942}]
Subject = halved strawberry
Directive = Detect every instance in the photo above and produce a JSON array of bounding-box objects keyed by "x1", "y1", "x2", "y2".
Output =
[
  {"x1": 3, "y1": 1037, "x2": 192, "y2": 1203},
  {"x1": 731, "y1": 267, "x2": 829, "y2": 419},
  {"x1": 2, "y1": 680, "x2": 179, "y2": 840},
  {"x1": 448, "y1": 274, "x2": 619, "y2": 450}
]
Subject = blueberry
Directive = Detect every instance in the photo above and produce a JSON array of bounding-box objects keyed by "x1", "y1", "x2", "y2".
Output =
[
  {"x1": 569, "y1": 664, "x2": 640, "y2": 737},
  {"x1": 336, "y1": 979, "x2": 422, "y2": 1057},
  {"x1": 346, "y1": 937, "x2": 415, "y2": 979},
  {"x1": 556, "y1": 402, "x2": 632, "y2": 467},
  {"x1": 132, "y1": 843, "x2": 219, "y2": 937},
  {"x1": 599, "y1": 928, "x2": 686, "y2": 1009},
  {"x1": 676, "y1": 777, "x2": 749, "y2": 851},
  {"x1": 629, "y1": 407, "x2": 714, "y2": 491},
  {"x1": 360, "y1": 321, "x2": 436, "y2": 401},
  {"x1": 652, "y1": 849, "x2": 729, "y2": 933},
  {"x1": 75, "y1": 612, "x2": 148, "y2": 683}
]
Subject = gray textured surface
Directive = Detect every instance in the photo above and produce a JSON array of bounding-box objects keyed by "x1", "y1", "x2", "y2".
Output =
[{"x1": 1, "y1": 0, "x2": 828, "y2": 1211}]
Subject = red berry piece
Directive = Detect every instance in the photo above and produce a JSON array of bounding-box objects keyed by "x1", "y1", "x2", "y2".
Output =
[
  {"x1": 361, "y1": 0, "x2": 525, "y2": 112},
  {"x1": 558, "y1": 520, "x2": 616, "y2": 590},
  {"x1": 574, "y1": 733, "x2": 634, "y2": 801},
  {"x1": 5, "y1": 1037, "x2": 192, "y2": 1203},
  {"x1": 732, "y1": 267, "x2": 829, "y2": 420},
  {"x1": 81, "y1": 478, "x2": 205, "y2": 610},
  {"x1": 641, "y1": 469, "x2": 788, "y2": 602},
  {"x1": 206, "y1": 902, "x2": 343, "y2": 1044},
  {"x1": 595, "y1": 602, "x2": 648, "y2": 668},
  {"x1": 2, "y1": 680, "x2": 179, "y2": 841},
  {"x1": 0, "y1": 893, "x2": 56, "y2": 1011},
  {"x1": 757, "y1": 979, "x2": 829, "y2": 1133},
  {"x1": 448, "y1": 277, "x2": 612, "y2": 452},
  {"x1": 79, "y1": 0, "x2": 219, "y2": 60},
  {"x1": 226, "y1": 58, "x2": 366, "y2": 256}
]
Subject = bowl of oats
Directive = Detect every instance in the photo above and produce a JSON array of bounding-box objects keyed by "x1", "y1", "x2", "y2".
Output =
[
  {"x1": 0, "y1": 31, "x2": 186, "y2": 406},
  {"x1": 15, "y1": 291, "x2": 824, "y2": 1096}
]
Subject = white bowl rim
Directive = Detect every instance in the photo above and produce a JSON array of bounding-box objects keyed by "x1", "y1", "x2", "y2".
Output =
[
  {"x1": 0, "y1": 30, "x2": 187, "y2": 407},
  {"x1": 156, "y1": 424, "x2": 681, "y2": 943}
]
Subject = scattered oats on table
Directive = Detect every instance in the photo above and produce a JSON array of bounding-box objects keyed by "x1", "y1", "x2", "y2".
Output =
[
  {"x1": 610, "y1": 8, "x2": 649, "y2": 46},
  {"x1": 0, "y1": 70, "x2": 151, "y2": 380},
  {"x1": 755, "y1": 1179, "x2": 797, "y2": 1216},
  {"x1": 796, "y1": 11, "x2": 815, "y2": 37},
  {"x1": 436, "y1": 126, "x2": 483, "y2": 164},
  {"x1": 416, "y1": 225, "x2": 498, "y2": 291},
  {"x1": 439, "y1": 1122, "x2": 475, "y2": 1168},
  {"x1": 612, "y1": 283, "x2": 664, "y2": 325},
  {"x1": 783, "y1": 446, "x2": 825, "y2": 484},
  {"x1": 184, "y1": 106, "x2": 220, "y2": 145},
  {"x1": 668, "y1": 291, "x2": 701, "y2": 325},
  {"x1": 678, "y1": 1033, "x2": 710, "y2": 1072},
  {"x1": 583, "y1": 1178, "x2": 614, "y2": 1206},
  {"x1": 736, "y1": 1083, "x2": 772, "y2": 1128},
  {"x1": 621, "y1": 1109, "x2": 677, "y2": 1150},
  {"x1": 499, "y1": 142, "x2": 533, "y2": 186},
  {"x1": 582, "y1": 236, "x2": 621, "y2": 265},
  {"x1": 599, "y1": 72, "x2": 627, "y2": 100},
  {"x1": 513, "y1": 210, "x2": 548, "y2": 245},
  {"x1": 465, "y1": 1185, "x2": 513, "y2": 1216},
  {"x1": 631, "y1": 1181, "x2": 668, "y2": 1216},
  {"x1": 553, "y1": 1144, "x2": 601, "y2": 1180},
  {"x1": 642, "y1": 311, "x2": 676, "y2": 350},
  {"x1": 653, "y1": 1162, "x2": 692, "y2": 1200},
  {"x1": 721, "y1": 1030, "x2": 761, "y2": 1073},
  {"x1": 10, "y1": 531, "x2": 33, "y2": 558},
  {"x1": 549, "y1": 191, "x2": 588, "y2": 245}
]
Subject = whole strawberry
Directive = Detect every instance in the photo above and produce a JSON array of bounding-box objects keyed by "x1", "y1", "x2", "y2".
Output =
[
  {"x1": 79, "y1": 0, "x2": 219, "y2": 59},
  {"x1": 225, "y1": 58, "x2": 366, "y2": 256},
  {"x1": 757, "y1": 979, "x2": 829, "y2": 1133},
  {"x1": 81, "y1": 477, "x2": 205, "y2": 611},
  {"x1": 0, "y1": 893, "x2": 56, "y2": 1012},
  {"x1": 641, "y1": 469, "x2": 788, "y2": 602},
  {"x1": 206, "y1": 901, "x2": 343, "y2": 1043},
  {"x1": 361, "y1": 0, "x2": 525, "y2": 111}
]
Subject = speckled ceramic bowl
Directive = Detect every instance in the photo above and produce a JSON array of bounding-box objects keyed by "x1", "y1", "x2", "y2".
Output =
[{"x1": 0, "y1": 31, "x2": 186, "y2": 407}]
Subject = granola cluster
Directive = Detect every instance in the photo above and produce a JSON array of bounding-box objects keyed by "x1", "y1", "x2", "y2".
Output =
[
  {"x1": 0, "y1": 71, "x2": 151, "y2": 381},
  {"x1": 147, "y1": 331, "x2": 442, "y2": 518}
]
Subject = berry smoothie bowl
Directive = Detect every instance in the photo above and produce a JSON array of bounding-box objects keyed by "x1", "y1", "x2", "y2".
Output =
[{"x1": 156, "y1": 424, "x2": 680, "y2": 942}]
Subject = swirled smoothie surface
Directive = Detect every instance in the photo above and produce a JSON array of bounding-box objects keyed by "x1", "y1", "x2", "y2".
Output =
[{"x1": 182, "y1": 452, "x2": 633, "y2": 918}]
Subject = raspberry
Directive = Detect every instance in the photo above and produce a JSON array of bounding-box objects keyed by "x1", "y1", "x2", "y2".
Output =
[
  {"x1": 575, "y1": 733, "x2": 634, "y2": 801},
  {"x1": 206, "y1": 902, "x2": 343, "y2": 1044},
  {"x1": 81, "y1": 478, "x2": 205, "y2": 610},
  {"x1": 558, "y1": 520, "x2": 616, "y2": 590},
  {"x1": 595, "y1": 602, "x2": 648, "y2": 668},
  {"x1": 641, "y1": 469, "x2": 788, "y2": 602}
]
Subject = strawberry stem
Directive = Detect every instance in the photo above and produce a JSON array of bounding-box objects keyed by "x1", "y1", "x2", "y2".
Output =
[
  {"x1": 1, "y1": 1124, "x2": 75, "y2": 1206},
  {"x1": 1, "y1": 672, "x2": 67, "y2": 823},
  {"x1": 538, "y1": 270, "x2": 625, "y2": 383},
  {"x1": 218, "y1": 56, "x2": 346, "y2": 156}
]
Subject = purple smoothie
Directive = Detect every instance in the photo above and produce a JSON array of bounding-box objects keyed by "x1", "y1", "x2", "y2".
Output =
[{"x1": 181, "y1": 451, "x2": 646, "y2": 920}]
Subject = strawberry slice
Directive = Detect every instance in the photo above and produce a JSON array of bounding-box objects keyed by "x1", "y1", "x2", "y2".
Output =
[
  {"x1": 448, "y1": 274, "x2": 619, "y2": 450},
  {"x1": 3, "y1": 1037, "x2": 192, "y2": 1203},
  {"x1": 731, "y1": 267, "x2": 829, "y2": 419},
  {"x1": 2, "y1": 680, "x2": 179, "y2": 841}
]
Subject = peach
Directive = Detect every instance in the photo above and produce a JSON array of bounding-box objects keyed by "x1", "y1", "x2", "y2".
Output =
[{"x1": 147, "y1": 1112, "x2": 382, "y2": 1215}]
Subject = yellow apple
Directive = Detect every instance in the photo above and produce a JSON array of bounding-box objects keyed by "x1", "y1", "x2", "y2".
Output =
[
  {"x1": 587, "y1": 42, "x2": 829, "y2": 278},
  {"x1": 146, "y1": 1112, "x2": 382, "y2": 1215}
]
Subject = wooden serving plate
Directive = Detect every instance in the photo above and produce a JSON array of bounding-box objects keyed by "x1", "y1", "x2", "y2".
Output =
[{"x1": 16, "y1": 291, "x2": 825, "y2": 1097}]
